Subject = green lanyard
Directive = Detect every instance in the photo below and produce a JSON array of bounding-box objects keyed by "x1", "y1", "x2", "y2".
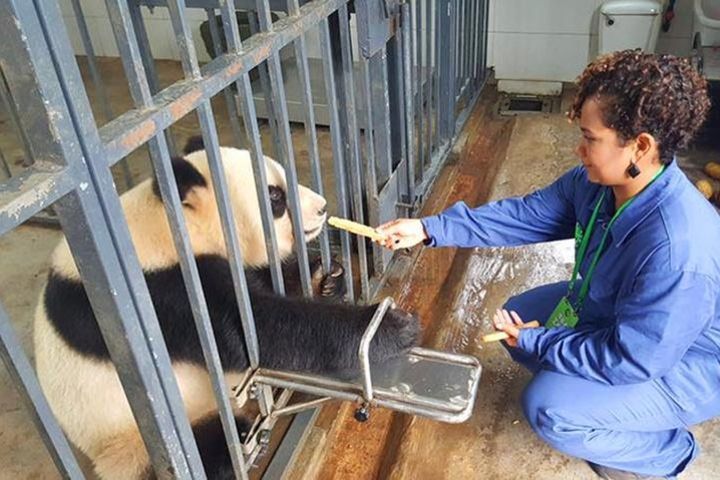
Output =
[{"x1": 568, "y1": 165, "x2": 666, "y2": 311}]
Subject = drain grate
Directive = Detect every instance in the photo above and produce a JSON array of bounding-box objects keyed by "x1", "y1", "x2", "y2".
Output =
[{"x1": 498, "y1": 94, "x2": 559, "y2": 116}]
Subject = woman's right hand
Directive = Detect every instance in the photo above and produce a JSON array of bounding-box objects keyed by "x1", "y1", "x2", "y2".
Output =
[{"x1": 375, "y1": 219, "x2": 429, "y2": 250}]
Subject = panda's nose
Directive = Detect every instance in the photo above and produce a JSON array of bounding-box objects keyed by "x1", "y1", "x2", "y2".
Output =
[{"x1": 317, "y1": 205, "x2": 327, "y2": 216}]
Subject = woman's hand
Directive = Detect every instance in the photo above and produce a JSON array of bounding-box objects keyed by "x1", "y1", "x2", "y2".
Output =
[
  {"x1": 493, "y1": 309, "x2": 527, "y2": 347},
  {"x1": 375, "y1": 219, "x2": 429, "y2": 250}
]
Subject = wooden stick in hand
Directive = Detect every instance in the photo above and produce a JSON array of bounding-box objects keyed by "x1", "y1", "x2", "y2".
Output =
[
  {"x1": 328, "y1": 216, "x2": 386, "y2": 242},
  {"x1": 482, "y1": 320, "x2": 540, "y2": 343}
]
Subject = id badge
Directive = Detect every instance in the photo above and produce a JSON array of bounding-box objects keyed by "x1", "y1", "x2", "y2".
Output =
[{"x1": 546, "y1": 297, "x2": 579, "y2": 328}]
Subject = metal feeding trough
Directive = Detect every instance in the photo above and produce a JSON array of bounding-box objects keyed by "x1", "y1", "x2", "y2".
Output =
[{"x1": 234, "y1": 297, "x2": 482, "y2": 464}]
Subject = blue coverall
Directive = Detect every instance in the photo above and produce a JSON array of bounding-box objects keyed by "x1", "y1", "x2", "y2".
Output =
[{"x1": 421, "y1": 160, "x2": 720, "y2": 477}]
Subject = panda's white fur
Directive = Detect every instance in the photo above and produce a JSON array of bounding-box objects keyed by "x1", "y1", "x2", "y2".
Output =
[{"x1": 33, "y1": 141, "x2": 420, "y2": 479}]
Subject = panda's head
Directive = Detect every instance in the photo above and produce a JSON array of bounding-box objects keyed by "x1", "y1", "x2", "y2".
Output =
[
  {"x1": 51, "y1": 138, "x2": 327, "y2": 277},
  {"x1": 157, "y1": 138, "x2": 327, "y2": 268}
]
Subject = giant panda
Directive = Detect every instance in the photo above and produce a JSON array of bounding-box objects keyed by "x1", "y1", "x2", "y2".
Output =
[{"x1": 33, "y1": 137, "x2": 421, "y2": 480}]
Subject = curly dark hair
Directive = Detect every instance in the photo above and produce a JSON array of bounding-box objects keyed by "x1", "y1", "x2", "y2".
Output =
[{"x1": 569, "y1": 49, "x2": 711, "y2": 163}]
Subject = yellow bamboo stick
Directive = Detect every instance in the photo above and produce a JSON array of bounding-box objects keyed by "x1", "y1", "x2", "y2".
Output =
[{"x1": 328, "y1": 216, "x2": 386, "y2": 242}]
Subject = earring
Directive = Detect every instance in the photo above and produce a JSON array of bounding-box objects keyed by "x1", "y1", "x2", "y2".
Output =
[{"x1": 627, "y1": 161, "x2": 641, "y2": 178}]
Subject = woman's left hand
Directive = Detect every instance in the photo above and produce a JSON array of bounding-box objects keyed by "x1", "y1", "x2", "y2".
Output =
[{"x1": 493, "y1": 309, "x2": 527, "y2": 347}]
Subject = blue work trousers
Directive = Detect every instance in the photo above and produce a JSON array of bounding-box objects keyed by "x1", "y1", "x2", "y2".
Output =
[{"x1": 504, "y1": 282, "x2": 720, "y2": 478}]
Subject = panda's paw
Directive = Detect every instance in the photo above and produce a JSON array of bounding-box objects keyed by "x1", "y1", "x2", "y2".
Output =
[
  {"x1": 310, "y1": 257, "x2": 346, "y2": 300},
  {"x1": 371, "y1": 308, "x2": 421, "y2": 361}
]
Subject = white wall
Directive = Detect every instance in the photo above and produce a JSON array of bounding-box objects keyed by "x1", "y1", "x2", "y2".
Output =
[{"x1": 488, "y1": 0, "x2": 696, "y2": 84}]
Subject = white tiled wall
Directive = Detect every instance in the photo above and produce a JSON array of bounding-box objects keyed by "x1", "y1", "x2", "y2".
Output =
[
  {"x1": 59, "y1": 0, "x2": 697, "y2": 84},
  {"x1": 489, "y1": 0, "x2": 696, "y2": 84}
]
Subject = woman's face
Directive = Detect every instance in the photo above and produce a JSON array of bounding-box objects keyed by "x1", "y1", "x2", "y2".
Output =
[{"x1": 575, "y1": 97, "x2": 635, "y2": 186}]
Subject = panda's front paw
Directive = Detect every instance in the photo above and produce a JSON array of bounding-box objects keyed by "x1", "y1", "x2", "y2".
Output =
[
  {"x1": 371, "y1": 307, "x2": 421, "y2": 362},
  {"x1": 310, "y1": 257, "x2": 347, "y2": 300}
]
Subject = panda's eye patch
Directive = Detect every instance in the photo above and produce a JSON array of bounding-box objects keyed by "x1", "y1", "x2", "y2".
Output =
[{"x1": 268, "y1": 185, "x2": 287, "y2": 218}]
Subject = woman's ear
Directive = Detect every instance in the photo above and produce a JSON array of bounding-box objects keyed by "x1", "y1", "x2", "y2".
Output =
[{"x1": 635, "y1": 133, "x2": 657, "y2": 162}]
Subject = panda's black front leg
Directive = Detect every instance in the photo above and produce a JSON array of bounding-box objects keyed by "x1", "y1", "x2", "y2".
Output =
[{"x1": 250, "y1": 291, "x2": 420, "y2": 378}]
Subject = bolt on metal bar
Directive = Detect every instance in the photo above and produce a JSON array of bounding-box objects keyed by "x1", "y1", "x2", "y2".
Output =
[
  {"x1": 218, "y1": 0, "x2": 286, "y2": 296},
  {"x1": 256, "y1": 0, "x2": 314, "y2": 298},
  {"x1": 0, "y1": 304, "x2": 84, "y2": 479},
  {"x1": 335, "y1": 2, "x2": 370, "y2": 300},
  {"x1": 319, "y1": 14, "x2": 354, "y2": 300},
  {"x1": 287, "y1": 0, "x2": 332, "y2": 272}
]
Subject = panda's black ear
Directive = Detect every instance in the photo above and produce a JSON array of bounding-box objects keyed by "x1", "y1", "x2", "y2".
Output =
[
  {"x1": 183, "y1": 135, "x2": 205, "y2": 155},
  {"x1": 152, "y1": 157, "x2": 207, "y2": 206}
]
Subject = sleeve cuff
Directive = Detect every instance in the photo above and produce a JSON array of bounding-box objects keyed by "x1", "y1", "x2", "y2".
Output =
[
  {"x1": 517, "y1": 327, "x2": 543, "y2": 354},
  {"x1": 420, "y1": 216, "x2": 442, "y2": 247}
]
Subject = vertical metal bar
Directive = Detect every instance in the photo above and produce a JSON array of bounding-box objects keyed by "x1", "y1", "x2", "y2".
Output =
[
  {"x1": 319, "y1": 16, "x2": 354, "y2": 300},
  {"x1": 424, "y1": 0, "x2": 433, "y2": 163},
  {"x1": 335, "y1": 3, "x2": 370, "y2": 300},
  {"x1": 256, "y1": 0, "x2": 313, "y2": 298},
  {"x1": 0, "y1": 147, "x2": 11, "y2": 178},
  {"x1": 0, "y1": 305, "x2": 84, "y2": 480},
  {"x1": 69, "y1": 0, "x2": 134, "y2": 190},
  {"x1": 0, "y1": 71, "x2": 35, "y2": 164},
  {"x1": 361, "y1": 56, "x2": 383, "y2": 277},
  {"x1": 438, "y1": 0, "x2": 456, "y2": 142},
  {"x1": 247, "y1": 10, "x2": 284, "y2": 162},
  {"x1": 219, "y1": 1, "x2": 285, "y2": 296},
  {"x1": 164, "y1": 3, "x2": 253, "y2": 478},
  {"x1": 414, "y1": 0, "x2": 424, "y2": 184},
  {"x1": 432, "y1": 0, "x2": 441, "y2": 151},
  {"x1": 287, "y1": 0, "x2": 331, "y2": 271},
  {"x1": 390, "y1": 24, "x2": 408, "y2": 202},
  {"x1": 127, "y1": 0, "x2": 178, "y2": 156},
  {"x1": 205, "y1": 8, "x2": 245, "y2": 149},
  {"x1": 401, "y1": 2, "x2": 415, "y2": 209},
  {"x1": 369, "y1": 47, "x2": 392, "y2": 187},
  {"x1": 3, "y1": 0, "x2": 204, "y2": 476}
]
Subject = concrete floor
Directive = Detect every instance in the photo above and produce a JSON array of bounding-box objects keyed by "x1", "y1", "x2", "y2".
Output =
[{"x1": 2, "y1": 56, "x2": 720, "y2": 480}]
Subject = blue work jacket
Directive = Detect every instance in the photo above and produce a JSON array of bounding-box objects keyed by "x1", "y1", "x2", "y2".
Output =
[{"x1": 421, "y1": 160, "x2": 720, "y2": 410}]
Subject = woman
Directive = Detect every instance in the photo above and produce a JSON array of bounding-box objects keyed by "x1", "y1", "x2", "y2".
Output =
[{"x1": 377, "y1": 50, "x2": 720, "y2": 479}]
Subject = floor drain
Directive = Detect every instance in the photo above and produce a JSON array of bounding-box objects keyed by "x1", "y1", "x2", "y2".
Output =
[{"x1": 498, "y1": 94, "x2": 559, "y2": 116}]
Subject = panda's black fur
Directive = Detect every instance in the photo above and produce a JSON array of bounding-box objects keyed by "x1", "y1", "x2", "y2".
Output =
[{"x1": 36, "y1": 136, "x2": 421, "y2": 480}]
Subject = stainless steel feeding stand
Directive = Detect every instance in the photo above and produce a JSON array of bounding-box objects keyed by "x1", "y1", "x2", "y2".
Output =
[{"x1": 234, "y1": 297, "x2": 483, "y2": 465}]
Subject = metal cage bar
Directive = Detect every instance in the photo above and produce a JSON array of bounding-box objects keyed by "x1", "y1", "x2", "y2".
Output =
[
  {"x1": 319, "y1": 14, "x2": 354, "y2": 300},
  {"x1": 287, "y1": 0, "x2": 332, "y2": 272},
  {"x1": 256, "y1": 0, "x2": 314, "y2": 298}
]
